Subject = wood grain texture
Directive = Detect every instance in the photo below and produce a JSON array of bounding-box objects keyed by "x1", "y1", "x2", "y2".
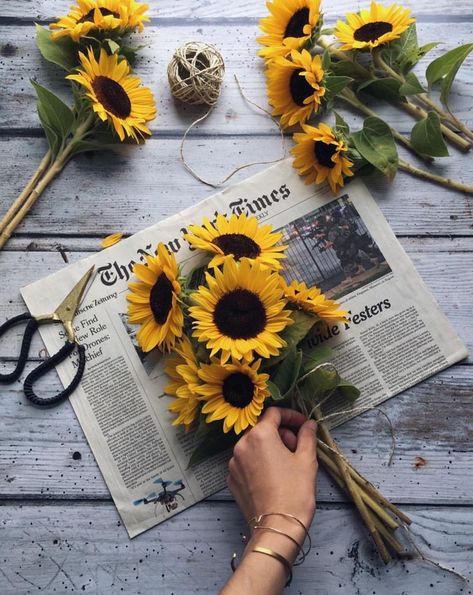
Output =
[
  {"x1": 1, "y1": 501, "x2": 472, "y2": 595},
  {"x1": 1, "y1": 0, "x2": 473, "y2": 20},
  {"x1": 0, "y1": 23, "x2": 472, "y2": 134},
  {"x1": 1, "y1": 0, "x2": 472, "y2": 590},
  {"x1": 1, "y1": 136, "x2": 473, "y2": 239},
  {"x1": 0, "y1": 364, "x2": 471, "y2": 504}
]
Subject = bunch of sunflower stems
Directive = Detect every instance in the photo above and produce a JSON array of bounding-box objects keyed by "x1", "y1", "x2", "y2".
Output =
[
  {"x1": 0, "y1": 0, "x2": 157, "y2": 251},
  {"x1": 258, "y1": 0, "x2": 473, "y2": 196},
  {"x1": 125, "y1": 212, "x2": 410, "y2": 564},
  {"x1": 312, "y1": 408, "x2": 412, "y2": 563}
]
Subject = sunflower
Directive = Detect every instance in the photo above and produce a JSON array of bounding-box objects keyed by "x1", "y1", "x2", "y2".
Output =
[
  {"x1": 50, "y1": 0, "x2": 149, "y2": 42},
  {"x1": 334, "y1": 1, "x2": 415, "y2": 51},
  {"x1": 197, "y1": 359, "x2": 270, "y2": 434},
  {"x1": 189, "y1": 258, "x2": 293, "y2": 364},
  {"x1": 67, "y1": 47, "x2": 156, "y2": 142},
  {"x1": 280, "y1": 278, "x2": 348, "y2": 323},
  {"x1": 127, "y1": 243, "x2": 183, "y2": 352},
  {"x1": 257, "y1": 0, "x2": 321, "y2": 60},
  {"x1": 266, "y1": 49, "x2": 326, "y2": 129},
  {"x1": 165, "y1": 337, "x2": 201, "y2": 429},
  {"x1": 184, "y1": 213, "x2": 287, "y2": 271},
  {"x1": 291, "y1": 123, "x2": 354, "y2": 194}
]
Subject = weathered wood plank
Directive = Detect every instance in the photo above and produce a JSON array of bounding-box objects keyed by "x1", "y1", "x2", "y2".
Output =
[
  {"x1": 0, "y1": 23, "x2": 472, "y2": 133},
  {"x1": 0, "y1": 364, "x2": 472, "y2": 503},
  {"x1": 0, "y1": 246, "x2": 471, "y2": 357},
  {"x1": 1, "y1": 137, "x2": 473, "y2": 238},
  {"x1": 6, "y1": 234, "x2": 473, "y2": 253},
  {"x1": 1, "y1": 0, "x2": 472, "y2": 20},
  {"x1": 0, "y1": 500, "x2": 471, "y2": 594}
]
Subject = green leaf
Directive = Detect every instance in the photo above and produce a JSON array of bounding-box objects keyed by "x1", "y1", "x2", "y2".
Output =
[
  {"x1": 31, "y1": 80, "x2": 75, "y2": 140},
  {"x1": 334, "y1": 111, "x2": 350, "y2": 137},
  {"x1": 418, "y1": 42, "x2": 440, "y2": 60},
  {"x1": 410, "y1": 111, "x2": 449, "y2": 157},
  {"x1": 324, "y1": 75, "x2": 352, "y2": 98},
  {"x1": 426, "y1": 43, "x2": 473, "y2": 105},
  {"x1": 299, "y1": 363, "x2": 340, "y2": 406},
  {"x1": 35, "y1": 24, "x2": 77, "y2": 72},
  {"x1": 105, "y1": 38, "x2": 120, "y2": 54},
  {"x1": 301, "y1": 345, "x2": 333, "y2": 374},
  {"x1": 357, "y1": 77, "x2": 404, "y2": 102},
  {"x1": 267, "y1": 380, "x2": 283, "y2": 401},
  {"x1": 37, "y1": 103, "x2": 61, "y2": 156},
  {"x1": 336, "y1": 380, "x2": 360, "y2": 401},
  {"x1": 399, "y1": 72, "x2": 425, "y2": 96},
  {"x1": 271, "y1": 346, "x2": 303, "y2": 399},
  {"x1": 188, "y1": 430, "x2": 236, "y2": 468},
  {"x1": 351, "y1": 116, "x2": 399, "y2": 180}
]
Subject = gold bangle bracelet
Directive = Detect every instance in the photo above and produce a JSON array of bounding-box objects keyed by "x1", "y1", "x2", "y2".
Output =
[
  {"x1": 250, "y1": 512, "x2": 312, "y2": 562},
  {"x1": 250, "y1": 525, "x2": 305, "y2": 565},
  {"x1": 251, "y1": 546, "x2": 293, "y2": 587}
]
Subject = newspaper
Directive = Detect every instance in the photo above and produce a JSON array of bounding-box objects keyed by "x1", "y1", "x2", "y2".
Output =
[{"x1": 21, "y1": 159, "x2": 467, "y2": 538}]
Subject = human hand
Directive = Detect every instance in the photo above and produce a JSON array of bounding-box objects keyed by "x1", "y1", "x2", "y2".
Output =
[{"x1": 227, "y1": 407, "x2": 318, "y2": 532}]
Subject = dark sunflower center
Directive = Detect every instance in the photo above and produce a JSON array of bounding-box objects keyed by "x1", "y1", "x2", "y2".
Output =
[
  {"x1": 78, "y1": 8, "x2": 120, "y2": 23},
  {"x1": 289, "y1": 69, "x2": 315, "y2": 107},
  {"x1": 354, "y1": 21, "x2": 393, "y2": 42},
  {"x1": 212, "y1": 234, "x2": 261, "y2": 260},
  {"x1": 91, "y1": 76, "x2": 131, "y2": 119},
  {"x1": 150, "y1": 272, "x2": 173, "y2": 325},
  {"x1": 314, "y1": 141, "x2": 337, "y2": 168},
  {"x1": 222, "y1": 372, "x2": 255, "y2": 408},
  {"x1": 213, "y1": 289, "x2": 267, "y2": 340},
  {"x1": 284, "y1": 7, "x2": 310, "y2": 38}
]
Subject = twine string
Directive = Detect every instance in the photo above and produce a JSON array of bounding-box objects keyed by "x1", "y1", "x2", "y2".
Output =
[{"x1": 179, "y1": 75, "x2": 286, "y2": 188}]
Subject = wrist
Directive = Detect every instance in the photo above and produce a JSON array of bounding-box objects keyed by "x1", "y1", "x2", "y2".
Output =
[{"x1": 245, "y1": 515, "x2": 307, "y2": 565}]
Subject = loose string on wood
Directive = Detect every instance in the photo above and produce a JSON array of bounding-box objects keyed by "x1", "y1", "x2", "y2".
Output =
[{"x1": 167, "y1": 41, "x2": 286, "y2": 187}]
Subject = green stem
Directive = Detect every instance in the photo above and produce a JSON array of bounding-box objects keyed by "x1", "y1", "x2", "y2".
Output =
[
  {"x1": 373, "y1": 52, "x2": 473, "y2": 145},
  {"x1": 317, "y1": 36, "x2": 471, "y2": 152},
  {"x1": 0, "y1": 114, "x2": 95, "y2": 251},
  {"x1": 339, "y1": 88, "x2": 434, "y2": 164},
  {"x1": 398, "y1": 158, "x2": 473, "y2": 194},
  {"x1": 0, "y1": 149, "x2": 52, "y2": 235}
]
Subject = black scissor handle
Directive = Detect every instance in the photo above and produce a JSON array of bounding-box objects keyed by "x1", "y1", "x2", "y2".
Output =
[
  {"x1": 24, "y1": 342, "x2": 86, "y2": 407},
  {"x1": 0, "y1": 313, "x2": 39, "y2": 383}
]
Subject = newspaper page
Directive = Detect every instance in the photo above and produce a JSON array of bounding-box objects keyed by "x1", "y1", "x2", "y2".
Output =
[{"x1": 20, "y1": 159, "x2": 468, "y2": 538}]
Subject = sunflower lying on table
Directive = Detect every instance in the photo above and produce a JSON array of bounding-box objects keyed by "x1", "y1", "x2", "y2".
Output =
[
  {"x1": 0, "y1": 0, "x2": 156, "y2": 250},
  {"x1": 126, "y1": 214, "x2": 414, "y2": 564}
]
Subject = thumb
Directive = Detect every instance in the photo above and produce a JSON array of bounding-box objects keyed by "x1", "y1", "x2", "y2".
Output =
[{"x1": 296, "y1": 419, "x2": 317, "y2": 459}]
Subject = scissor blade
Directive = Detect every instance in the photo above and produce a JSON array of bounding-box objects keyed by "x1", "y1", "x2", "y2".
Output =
[{"x1": 55, "y1": 266, "x2": 95, "y2": 324}]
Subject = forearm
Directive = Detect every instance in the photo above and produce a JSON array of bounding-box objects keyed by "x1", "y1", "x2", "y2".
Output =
[{"x1": 221, "y1": 517, "x2": 306, "y2": 595}]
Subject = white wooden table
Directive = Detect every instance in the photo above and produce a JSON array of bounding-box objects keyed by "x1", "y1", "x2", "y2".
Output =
[{"x1": 1, "y1": 1, "x2": 473, "y2": 593}]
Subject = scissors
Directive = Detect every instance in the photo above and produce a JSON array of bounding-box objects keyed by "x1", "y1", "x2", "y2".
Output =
[{"x1": 0, "y1": 266, "x2": 95, "y2": 407}]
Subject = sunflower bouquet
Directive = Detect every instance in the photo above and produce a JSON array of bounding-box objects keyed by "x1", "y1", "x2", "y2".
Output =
[
  {"x1": 258, "y1": 0, "x2": 473, "y2": 196},
  {"x1": 126, "y1": 213, "x2": 414, "y2": 563},
  {"x1": 0, "y1": 0, "x2": 157, "y2": 250}
]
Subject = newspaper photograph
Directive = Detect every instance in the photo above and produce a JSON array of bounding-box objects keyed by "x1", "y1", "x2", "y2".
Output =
[{"x1": 20, "y1": 159, "x2": 468, "y2": 538}]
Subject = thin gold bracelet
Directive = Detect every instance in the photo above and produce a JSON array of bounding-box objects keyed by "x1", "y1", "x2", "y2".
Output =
[
  {"x1": 250, "y1": 512, "x2": 312, "y2": 561},
  {"x1": 250, "y1": 524, "x2": 306, "y2": 565},
  {"x1": 251, "y1": 546, "x2": 293, "y2": 587}
]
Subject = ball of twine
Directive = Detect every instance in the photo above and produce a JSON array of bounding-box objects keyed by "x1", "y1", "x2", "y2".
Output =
[{"x1": 167, "y1": 41, "x2": 225, "y2": 106}]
